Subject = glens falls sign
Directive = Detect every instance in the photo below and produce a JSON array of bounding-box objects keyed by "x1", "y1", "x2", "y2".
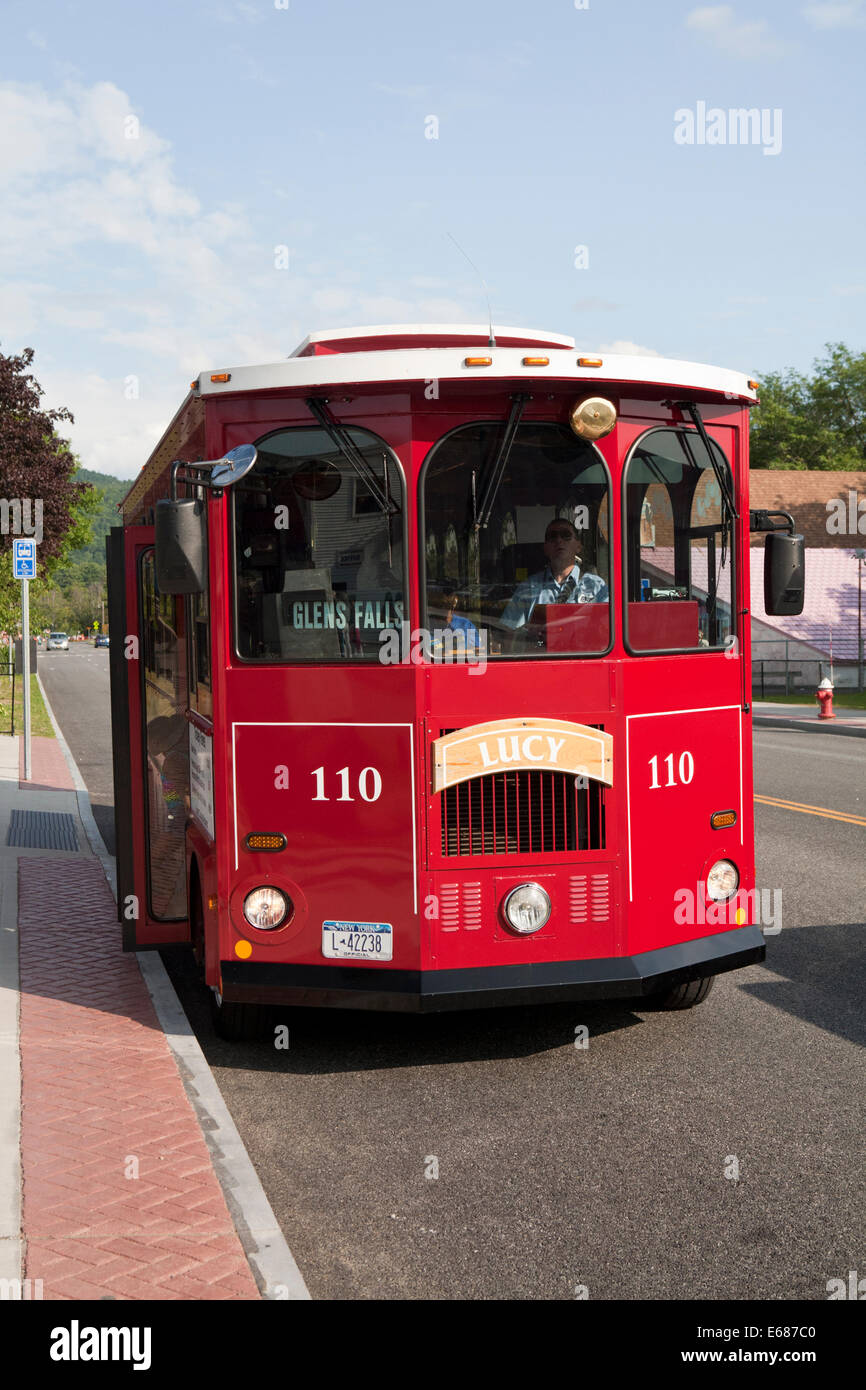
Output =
[{"x1": 431, "y1": 718, "x2": 613, "y2": 793}]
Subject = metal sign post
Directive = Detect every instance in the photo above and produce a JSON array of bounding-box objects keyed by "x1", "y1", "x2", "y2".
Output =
[{"x1": 13, "y1": 539, "x2": 36, "y2": 781}]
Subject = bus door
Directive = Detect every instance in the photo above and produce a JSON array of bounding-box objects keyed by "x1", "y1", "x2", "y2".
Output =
[{"x1": 107, "y1": 525, "x2": 191, "y2": 949}]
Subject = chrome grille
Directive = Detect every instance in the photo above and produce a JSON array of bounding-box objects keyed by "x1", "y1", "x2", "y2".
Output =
[{"x1": 440, "y1": 768, "x2": 606, "y2": 858}]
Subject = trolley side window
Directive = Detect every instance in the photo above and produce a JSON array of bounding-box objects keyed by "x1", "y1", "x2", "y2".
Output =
[
  {"x1": 624, "y1": 427, "x2": 735, "y2": 652},
  {"x1": 189, "y1": 587, "x2": 212, "y2": 719},
  {"x1": 233, "y1": 426, "x2": 405, "y2": 662},
  {"x1": 422, "y1": 422, "x2": 611, "y2": 657}
]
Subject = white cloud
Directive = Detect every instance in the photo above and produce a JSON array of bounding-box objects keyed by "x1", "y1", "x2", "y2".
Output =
[
  {"x1": 597, "y1": 340, "x2": 663, "y2": 357},
  {"x1": 802, "y1": 1, "x2": 866, "y2": 27},
  {"x1": 38, "y1": 368, "x2": 170, "y2": 480},
  {"x1": 0, "y1": 77, "x2": 512, "y2": 476},
  {"x1": 685, "y1": 5, "x2": 794, "y2": 58}
]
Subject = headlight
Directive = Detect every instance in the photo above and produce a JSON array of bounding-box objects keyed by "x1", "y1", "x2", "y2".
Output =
[
  {"x1": 706, "y1": 860, "x2": 739, "y2": 902},
  {"x1": 502, "y1": 882, "x2": 551, "y2": 934},
  {"x1": 243, "y1": 886, "x2": 290, "y2": 930}
]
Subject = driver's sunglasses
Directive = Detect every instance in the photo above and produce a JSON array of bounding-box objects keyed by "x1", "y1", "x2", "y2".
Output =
[{"x1": 546, "y1": 529, "x2": 574, "y2": 541}]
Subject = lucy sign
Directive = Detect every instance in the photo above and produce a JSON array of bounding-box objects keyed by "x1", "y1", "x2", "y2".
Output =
[{"x1": 431, "y1": 718, "x2": 613, "y2": 793}]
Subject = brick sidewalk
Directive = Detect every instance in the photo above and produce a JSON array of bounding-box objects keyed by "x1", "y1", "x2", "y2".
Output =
[
  {"x1": 19, "y1": 736, "x2": 75, "y2": 792},
  {"x1": 17, "y1": 855, "x2": 259, "y2": 1300}
]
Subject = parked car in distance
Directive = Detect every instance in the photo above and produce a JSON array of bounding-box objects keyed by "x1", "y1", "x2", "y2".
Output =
[
  {"x1": 47, "y1": 632, "x2": 69, "y2": 651},
  {"x1": 95, "y1": 634, "x2": 110, "y2": 648}
]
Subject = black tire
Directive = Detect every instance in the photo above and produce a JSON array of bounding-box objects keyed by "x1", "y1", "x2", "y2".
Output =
[
  {"x1": 209, "y1": 990, "x2": 268, "y2": 1042},
  {"x1": 649, "y1": 974, "x2": 716, "y2": 1011},
  {"x1": 189, "y1": 871, "x2": 205, "y2": 973}
]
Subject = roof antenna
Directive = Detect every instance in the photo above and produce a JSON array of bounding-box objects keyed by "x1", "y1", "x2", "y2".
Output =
[{"x1": 447, "y1": 232, "x2": 496, "y2": 347}]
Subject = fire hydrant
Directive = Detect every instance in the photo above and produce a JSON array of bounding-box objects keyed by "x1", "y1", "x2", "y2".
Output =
[{"x1": 816, "y1": 677, "x2": 835, "y2": 720}]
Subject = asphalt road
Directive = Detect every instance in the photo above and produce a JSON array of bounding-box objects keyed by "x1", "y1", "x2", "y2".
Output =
[
  {"x1": 38, "y1": 642, "x2": 115, "y2": 853},
  {"x1": 40, "y1": 648, "x2": 866, "y2": 1300}
]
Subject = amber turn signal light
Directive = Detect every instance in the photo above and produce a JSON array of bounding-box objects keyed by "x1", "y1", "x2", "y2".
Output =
[
  {"x1": 244, "y1": 832, "x2": 287, "y2": 852},
  {"x1": 710, "y1": 810, "x2": 737, "y2": 830}
]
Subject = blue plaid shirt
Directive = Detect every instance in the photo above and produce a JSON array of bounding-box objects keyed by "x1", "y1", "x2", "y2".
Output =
[{"x1": 501, "y1": 564, "x2": 609, "y2": 630}]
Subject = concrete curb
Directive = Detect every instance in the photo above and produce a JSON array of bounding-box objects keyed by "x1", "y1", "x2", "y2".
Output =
[
  {"x1": 34, "y1": 675, "x2": 312, "y2": 1301},
  {"x1": 753, "y1": 716, "x2": 866, "y2": 740}
]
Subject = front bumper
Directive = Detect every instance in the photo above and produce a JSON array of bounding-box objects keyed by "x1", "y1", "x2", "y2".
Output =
[{"x1": 220, "y1": 924, "x2": 765, "y2": 1013}]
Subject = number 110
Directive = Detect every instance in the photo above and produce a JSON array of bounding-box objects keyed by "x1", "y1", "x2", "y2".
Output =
[{"x1": 648, "y1": 752, "x2": 694, "y2": 788}]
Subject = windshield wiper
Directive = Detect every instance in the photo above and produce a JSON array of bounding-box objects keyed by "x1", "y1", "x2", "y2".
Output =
[
  {"x1": 474, "y1": 393, "x2": 530, "y2": 533},
  {"x1": 675, "y1": 400, "x2": 738, "y2": 523},
  {"x1": 306, "y1": 398, "x2": 398, "y2": 515}
]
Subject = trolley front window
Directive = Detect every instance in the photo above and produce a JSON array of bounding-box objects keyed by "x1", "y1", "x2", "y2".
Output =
[
  {"x1": 624, "y1": 428, "x2": 735, "y2": 652},
  {"x1": 422, "y1": 422, "x2": 611, "y2": 657},
  {"x1": 233, "y1": 425, "x2": 405, "y2": 661}
]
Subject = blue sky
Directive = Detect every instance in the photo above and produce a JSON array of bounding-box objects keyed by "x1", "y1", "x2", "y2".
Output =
[{"x1": 1, "y1": 0, "x2": 864, "y2": 477}]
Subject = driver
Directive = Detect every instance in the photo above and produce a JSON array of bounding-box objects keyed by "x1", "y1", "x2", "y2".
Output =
[{"x1": 500, "y1": 518, "x2": 608, "y2": 632}]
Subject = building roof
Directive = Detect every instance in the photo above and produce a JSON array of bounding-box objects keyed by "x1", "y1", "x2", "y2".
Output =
[
  {"x1": 749, "y1": 469, "x2": 866, "y2": 547},
  {"x1": 644, "y1": 545, "x2": 864, "y2": 659},
  {"x1": 750, "y1": 547, "x2": 864, "y2": 660}
]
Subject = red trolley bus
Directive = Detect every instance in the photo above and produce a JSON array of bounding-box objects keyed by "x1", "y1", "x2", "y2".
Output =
[{"x1": 107, "y1": 324, "x2": 804, "y2": 1038}]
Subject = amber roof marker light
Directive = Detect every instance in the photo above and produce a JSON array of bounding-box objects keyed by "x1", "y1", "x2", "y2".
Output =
[
  {"x1": 522, "y1": 356, "x2": 550, "y2": 367},
  {"x1": 464, "y1": 356, "x2": 493, "y2": 367},
  {"x1": 577, "y1": 356, "x2": 603, "y2": 368}
]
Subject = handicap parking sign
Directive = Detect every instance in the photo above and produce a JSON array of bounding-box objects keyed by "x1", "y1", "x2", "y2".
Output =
[{"x1": 13, "y1": 539, "x2": 36, "y2": 579}]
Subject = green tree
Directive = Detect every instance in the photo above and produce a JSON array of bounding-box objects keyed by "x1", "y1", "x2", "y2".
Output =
[
  {"x1": 750, "y1": 342, "x2": 866, "y2": 470},
  {"x1": 0, "y1": 347, "x2": 99, "y2": 632}
]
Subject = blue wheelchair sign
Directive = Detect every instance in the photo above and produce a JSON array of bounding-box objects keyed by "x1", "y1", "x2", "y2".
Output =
[{"x1": 13, "y1": 539, "x2": 36, "y2": 579}]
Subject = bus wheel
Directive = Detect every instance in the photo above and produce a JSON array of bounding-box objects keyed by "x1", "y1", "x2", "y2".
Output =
[
  {"x1": 209, "y1": 989, "x2": 267, "y2": 1042},
  {"x1": 649, "y1": 974, "x2": 716, "y2": 1010}
]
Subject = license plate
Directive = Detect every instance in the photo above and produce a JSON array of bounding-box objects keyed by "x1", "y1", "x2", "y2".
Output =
[{"x1": 322, "y1": 921, "x2": 393, "y2": 961}]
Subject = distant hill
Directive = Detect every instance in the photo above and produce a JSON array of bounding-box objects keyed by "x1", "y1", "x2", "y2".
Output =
[{"x1": 68, "y1": 468, "x2": 129, "y2": 567}]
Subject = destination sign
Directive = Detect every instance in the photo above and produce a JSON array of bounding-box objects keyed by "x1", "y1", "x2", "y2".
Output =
[{"x1": 431, "y1": 717, "x2": 613, "y2": 793}]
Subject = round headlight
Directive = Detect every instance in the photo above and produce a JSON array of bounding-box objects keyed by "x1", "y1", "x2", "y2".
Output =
[
  {"x1": 243, "y1": 886, "x2": 290, "y2": 930},
  {"x1": 502, "y1": 882, "x2": 551, "y2": 935},
  {"x1": 706, "y1": 860, "x2": 739, "y2": 902}
]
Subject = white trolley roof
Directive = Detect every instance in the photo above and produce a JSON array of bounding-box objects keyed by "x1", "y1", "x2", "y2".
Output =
[{"x1": 189, "y1": 323, "x2": 758, "y2": 404}]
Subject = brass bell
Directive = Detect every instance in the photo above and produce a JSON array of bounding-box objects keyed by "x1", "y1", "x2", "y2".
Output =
[{"x1": 569, "y1": 395, "x2": 617, "y2": 440}]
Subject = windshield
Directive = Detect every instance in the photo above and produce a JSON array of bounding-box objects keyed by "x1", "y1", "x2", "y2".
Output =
[
  {"x1": 233, "y1": 425, "x2": 405, "y2": 662},
  {"x1": 624, "y1": 428, "x2": 735, "y2": 651},
  {"x1": 50, "y1": 633, "x2": 67, "y2": 639},
  {"x1": 422, "y1": 421, "x2": 611, "y2": 657}
]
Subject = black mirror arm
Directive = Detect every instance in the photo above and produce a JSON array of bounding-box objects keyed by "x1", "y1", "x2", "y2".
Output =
[{"x1": 749, "y1": 509, "x2": 796, "y2": 535}]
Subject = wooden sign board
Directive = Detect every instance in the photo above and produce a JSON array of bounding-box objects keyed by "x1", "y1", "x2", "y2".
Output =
[{"x1": 431, "y1": 718, "x2": 613, "y2": 793}]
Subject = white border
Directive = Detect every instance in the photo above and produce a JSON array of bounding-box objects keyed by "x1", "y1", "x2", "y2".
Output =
[
  {"x1": 231, "y1": 722, "x2": 417, "y2": 912},
  {"x1": 625, "y1": 705, "x2": 743, "y2": 902}
]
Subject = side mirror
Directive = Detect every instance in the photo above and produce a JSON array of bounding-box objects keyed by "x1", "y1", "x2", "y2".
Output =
[
  {"x1": 155, "y1": 497, "x2": 207, "y2": 594},
  {"x1": 764, "y1": 531, "x2": 804, "y2": 616}
]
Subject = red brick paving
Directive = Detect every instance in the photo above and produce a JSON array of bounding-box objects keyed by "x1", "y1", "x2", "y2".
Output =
[
  {"x1": 19, "y1": 735, "x2": 75, "y2": 791},
  {"x1": 18, "y1": 856, "x2": 259, "y2": 1300}
]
